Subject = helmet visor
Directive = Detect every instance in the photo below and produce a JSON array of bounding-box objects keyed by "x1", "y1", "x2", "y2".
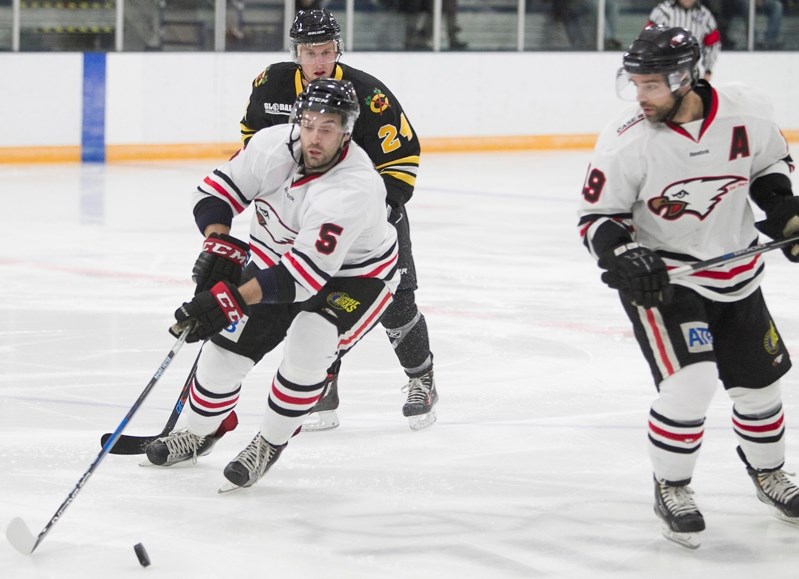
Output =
[
  {"x1": 615, "y1": 67, "x2": 692, "y2": 101},
  {"x1": 292, "y1": 40, "x2": 341, "y2": 66},
  {"x1": 290, "y1": 104, "x2": 356, "y2": 134}
]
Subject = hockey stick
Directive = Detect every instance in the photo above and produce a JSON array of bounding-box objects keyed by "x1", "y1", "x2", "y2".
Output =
[
  {"x1": 5, "y1": 327, "x2": 191, "y2": 556},
  {"x1": 99, "y1": 348, "x2": 199, "y2": 455},
  {"x1": 668, "y1": 233, "x2": 799, "y2": 280}
]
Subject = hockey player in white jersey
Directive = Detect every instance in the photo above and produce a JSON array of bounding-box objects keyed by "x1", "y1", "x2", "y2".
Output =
[
  {"x1": 144, "y1": 79, "x2": 399, "y2": 491},
  {"x1": 578, "y1": 25, "x2": 799, "y2": 548}
]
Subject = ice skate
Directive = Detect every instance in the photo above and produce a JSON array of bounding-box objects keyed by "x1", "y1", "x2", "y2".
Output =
[
  {"x1": 738, "y1": 445, "x2": 799, "y2": 524},
  {"x1": 218, "y1": 433, "x2": 286, "y2": 493},
  {"x1": 302, "y1": 369, "x2": 340, "y2": 432},
  {"x1": 745, "y1": 467, "x2": 799, "y2": 524},
  {"x1": 653, "y1": 477, "x2": 705, "y2": 549},
  {"x1": 401, "y1": 368, "x2": 438, "y2": 431},
  {"x1": 145, "y1": 430, "x2": 219, "y2": 467},
  {"x1": 144, "y1": 411, "x2": 238, "y2": 467}
]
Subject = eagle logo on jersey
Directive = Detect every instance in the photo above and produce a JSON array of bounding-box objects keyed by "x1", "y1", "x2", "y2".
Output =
[
  {"x1": 647, "y1": 176, "x2": 747, "y2": 220},
  {"x1": 254, "y1": 201, "x2": 296, "y2": 245},
  {"x1": 365, "y1": 89, "x2": 391, "y2": 114}
]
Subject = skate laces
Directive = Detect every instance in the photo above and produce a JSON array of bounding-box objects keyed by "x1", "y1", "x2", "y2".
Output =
[
  {"x1": 757, "y1": 470, "x2": 799, "y2": 505},
  {"x1": 235, "y1": 435, "x2": 274, "y2": 477},
  {"x1": 164, "y1": 430, "x2": 203, "y2": 464},
  {"x1": 402, "y1": 374, "x2": 433, "y2": 404},
  {"x1": 659, "y1": 483, "x2": 700, "y2": 517}
]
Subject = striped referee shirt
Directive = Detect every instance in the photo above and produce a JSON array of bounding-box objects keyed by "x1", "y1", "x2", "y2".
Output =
[{"x1": 647, "y1": 1, "x2": 721, "y2": 75}]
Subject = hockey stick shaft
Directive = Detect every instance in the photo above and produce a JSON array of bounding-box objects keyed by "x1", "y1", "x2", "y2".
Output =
[
  {"x1": 668, "y1": 234, "x2": 799, "y2": 280},
  {"x1": 100, "y1": 348, "x2": 199, "y2": 455},
  {"x1": 6, "y1": 328, "x2": 190, "y2": 555}
]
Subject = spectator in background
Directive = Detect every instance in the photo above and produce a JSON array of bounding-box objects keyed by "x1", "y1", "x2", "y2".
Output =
[
  {"x1": 604, "y1": 0, "x2": 623, "y2": 50},
  {"x1": 548, "y1": 0, "x2": 622, "y2": 50},
  {"x1": 402, "y1": 0, "x2": 467, "y2": 50},
  {"x1": 647, "y1": 1, "x2": 720, "y2": 80},
  {"x1": 552, "y1": 0, "x2": 595, "y2": 50},
  {"x1": 715, "y1": 0, "x2": 783, "y2": 50}
]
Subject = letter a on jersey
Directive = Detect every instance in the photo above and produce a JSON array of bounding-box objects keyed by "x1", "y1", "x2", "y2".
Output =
[{"x1": 729, "y1": 126, "x2": 751, "y2": 161}]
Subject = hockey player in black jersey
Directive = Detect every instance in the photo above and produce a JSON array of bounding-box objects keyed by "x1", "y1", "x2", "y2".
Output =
[{"x1": 240, "y1": 9, "x2": 437, "y2": 432}]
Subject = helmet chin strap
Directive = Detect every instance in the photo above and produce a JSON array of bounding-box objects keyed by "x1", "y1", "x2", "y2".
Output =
[
  {"x1": 664, "y1": 93, "x2": 685, "y2": 123},
  {"x1": 664, "y1": 81, "x2": 694, "y2": 122}
]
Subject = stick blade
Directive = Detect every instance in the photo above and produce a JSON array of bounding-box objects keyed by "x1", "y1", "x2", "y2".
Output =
[
  {"x1": 6, "y1": 517, "x2": 38, "y2": 555},
  {"x1": 100, "y1": 432, "x2": 157, "y2": 455}
]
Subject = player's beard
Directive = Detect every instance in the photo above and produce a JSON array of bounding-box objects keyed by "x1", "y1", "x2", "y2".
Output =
[
  {"x1": 641, "y1": 100, "x2": 675, "y2": 123},
  {"x1": 302, "y1": 138, "x2": 345, "y2": 173},
  {"x1": 641, "y1": 90, "x2": 687, "y2": 124}
]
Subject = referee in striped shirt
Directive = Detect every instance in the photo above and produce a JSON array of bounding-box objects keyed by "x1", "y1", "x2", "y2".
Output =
[{"x1": 647, "y1": 1, "x2": 721, "y2": 80}]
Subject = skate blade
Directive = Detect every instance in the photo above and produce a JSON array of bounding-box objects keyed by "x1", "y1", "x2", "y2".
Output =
[
  {"x1": 218, "y1": 482, "x2": 241, "y2": 494},
  {"x1": 767, "y1": 507, "x2": 799, "y2": 526},
  {"x1": 660, "y1": 525, "x2": 701, "y2": 549},
  {"x1": 218, "y1": 480, "x2": 250, "y2": 494},
  {"x1": 138, "y1": 458, "x2": 201, "y2": 468},
  {"x1": 302, "y1": 410, "x2": 340, "y2": 432},
  {"x1": 407, "y1": 409, "x2": 437, "y2": 431}
]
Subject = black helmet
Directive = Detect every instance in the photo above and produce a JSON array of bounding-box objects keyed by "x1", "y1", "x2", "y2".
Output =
[
  {"x1": 290, "y1": 9, "x2": 342, "y2": 62},
  {"x1": 623, "y1": 25, "x2": 700, "y2": 76},
  {"x1": 290, "y1": 79, "x2": 359, "y2": 133}
]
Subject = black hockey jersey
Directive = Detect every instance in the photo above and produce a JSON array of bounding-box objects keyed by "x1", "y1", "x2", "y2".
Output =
[{"x1": 240, "y1": 61, "x2": 421, "y2": 207}]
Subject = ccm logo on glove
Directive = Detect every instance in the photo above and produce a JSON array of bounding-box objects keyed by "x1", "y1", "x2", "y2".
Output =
[
  {"x1": 212, "y1": 282, "x2": 246, "y2": 324},
  {"x1": 203, "y1": 238, "x2": 248, "y2": 265}
]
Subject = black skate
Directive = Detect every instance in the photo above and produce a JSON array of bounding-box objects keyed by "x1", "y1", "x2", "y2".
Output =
[
  {"x1": 145, "y1": 430, "x2": 219, "y2": 467},
  {"x1": 654, "y1": 477, "x2": 705, "y2": 549},
  {"x1": 738, "y1": 446, "x2": 799, "y2": 524},
  {"x1": 401, "y1": 368, "x2": 438, "y2": 431},
  {"x1": 302, "y1": 369, "x2": 340, "y2": 432},
  {"x1": 144, "y1": 411, "x2": 238, "y2": 467},
  {"x1": 219, "y1": 433, "x2": 286, "y2": 493}
]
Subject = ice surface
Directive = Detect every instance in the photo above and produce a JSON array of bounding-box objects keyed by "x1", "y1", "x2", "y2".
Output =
[{"x1": 2, "y1": 150, "x2": 799, "y2": 578}]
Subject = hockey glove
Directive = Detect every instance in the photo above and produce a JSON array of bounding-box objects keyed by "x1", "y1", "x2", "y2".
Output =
[
  {"x1": 192, "y1": 233, "x2": 250, "y2": 294},
  {"x1": 171, "y1": 281, "x2": 249, "y2": 343},
  {"x1": 755, "y1": 196, "x2": 799, "y2": 263},
  {"x1": 599, "y1": 243, "x2": 673, "y2": 308}
]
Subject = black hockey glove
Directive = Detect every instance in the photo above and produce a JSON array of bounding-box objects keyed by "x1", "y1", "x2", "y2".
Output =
[
  {"x1": 755, "y1": 196, "x2": 799, "y2": 263},
  {"x1": 170, "y1": 281, "x2": 249, "y2": 343},
  {"x1": 599, "y1": 243, "x2": 674, "y2": 308},
  {"x1": 192, "y1": 233, "x2": 250, "y2": 294}
]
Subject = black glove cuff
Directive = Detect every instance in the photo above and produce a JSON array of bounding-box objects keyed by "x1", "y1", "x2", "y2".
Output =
[
  {"x1": 755, "y1": 196, "x2": 799, "y2": 240},
  {"x1": 598, "y1": 242, "x2": 641, "y2": 270}
]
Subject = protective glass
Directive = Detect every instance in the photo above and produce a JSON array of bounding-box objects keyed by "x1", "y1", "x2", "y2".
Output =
[
  {"x1": 298, "y1": 114, "x2": 347, "y2": 136},
  {"x1": 615, "y1": 68, "x2": 690, "y2": 101},
  {"x1": 292, "y1": 41, "x2": 341, "y2": 66}
]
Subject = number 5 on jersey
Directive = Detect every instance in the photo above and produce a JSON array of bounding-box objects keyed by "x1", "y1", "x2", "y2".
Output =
[{"x1": 316, "y1": 223, "x2": 343, "y2": 254}]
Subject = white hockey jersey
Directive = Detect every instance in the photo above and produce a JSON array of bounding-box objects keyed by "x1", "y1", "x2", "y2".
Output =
[
  {"x1": 579, "y1": 82, "x2": 793, "y2": 302},
  {"x1": 194, "y1": 124, "x2": 399, "y2": 302}
]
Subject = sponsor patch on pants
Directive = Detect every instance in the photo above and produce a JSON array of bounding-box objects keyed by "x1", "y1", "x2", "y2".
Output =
[
  {"x1": 681, "y1": 321, "x2": 713, "y2": 353},
  {"x1": 220, "y1": 315, "x2": 249, "y2": 343}
]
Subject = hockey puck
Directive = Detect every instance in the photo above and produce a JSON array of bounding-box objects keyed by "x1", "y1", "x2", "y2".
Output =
[{"x1": 134, "y1": 542, "x2": 151, "y2": 567}]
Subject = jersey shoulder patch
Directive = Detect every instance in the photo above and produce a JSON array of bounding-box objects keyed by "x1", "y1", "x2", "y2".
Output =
[
  {"x1": 341, "y1": 65, "x2": 394, "y2": 117},
  {"x1": 362, "y1": 87, "x2": 392, "y2": 115},
  {"x1": 253, "y1": 68, "x2": 268, "y2": 88}
]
